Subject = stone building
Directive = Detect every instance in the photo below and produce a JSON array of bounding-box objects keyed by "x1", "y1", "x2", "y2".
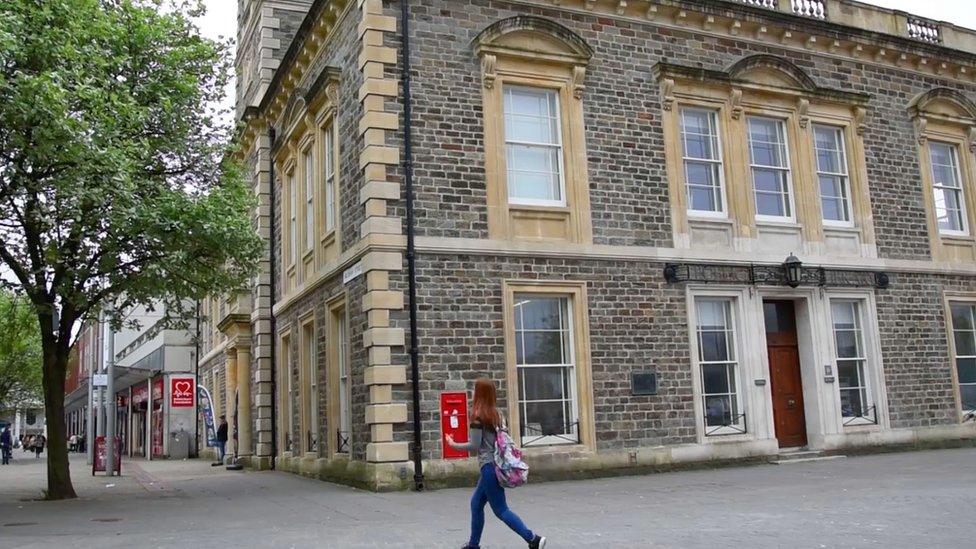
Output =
[{"x1": 198, "y1": 0, "x2": 976, "y2": 490}]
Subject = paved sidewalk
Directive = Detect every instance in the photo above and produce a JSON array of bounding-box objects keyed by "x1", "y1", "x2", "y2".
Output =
[{"x1": 2, "y1": 448, "x2": 975, "y2": 548}]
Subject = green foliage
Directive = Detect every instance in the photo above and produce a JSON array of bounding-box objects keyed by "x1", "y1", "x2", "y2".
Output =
[
  {"x1": 0, "y1": 0, "x2": 261, "y2": 332},
  {"x1": 0, "y1": 291, "x2": 43, "y2": 408},
  {"x1": 0, "y1": 0, "x2": 261, "y2": 498}
]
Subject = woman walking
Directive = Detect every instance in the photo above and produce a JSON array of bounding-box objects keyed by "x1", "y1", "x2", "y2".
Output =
[{"x1": 446, "y1": 378, "x2": 546, "y2": 549}]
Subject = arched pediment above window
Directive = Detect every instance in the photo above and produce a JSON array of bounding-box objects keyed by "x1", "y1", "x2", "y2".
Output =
[
  {"x1": 473, "y1": 16, "x2": 593, "y2": 63},
  {"x1": 727, "y1": 55, "x2": 818, "y2": 92},
  {"x1": 909, "y1": 87, "x2": 976, "y2": 123},
  {"x1": 473, "y1": 17, "x2": 592, "y2": 95}
]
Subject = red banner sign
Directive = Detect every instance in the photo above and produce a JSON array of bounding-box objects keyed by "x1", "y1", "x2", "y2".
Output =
[
  {"x1": 170, "y1": 377, "x2": 195, "y2": 408},
  {"x1": 92, "y1": 436, "x2": 122, "y2": 475},
  {"x1": 152, "y1": 377, "x2": 164, "y2": 401}
]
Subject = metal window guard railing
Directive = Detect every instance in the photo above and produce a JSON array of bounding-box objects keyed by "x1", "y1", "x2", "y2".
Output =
[
  {"x1": 842, "y1": 405, "x2": 878, "y2": 426},
  {"x1": 337, "y1": 430, "x2": 350, "y2": 453},
  {"x1": 519, "y1": 420, "x2": 581, "y2": 447},
  {"x1": 907, "y1": 18, "x2": 941, "y2": 44},
  {"x1": 705, "y1": 413, "x2": 748, "y2": 436}
]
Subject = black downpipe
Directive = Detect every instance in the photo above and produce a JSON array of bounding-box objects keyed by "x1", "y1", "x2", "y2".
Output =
[
  {"x1": 193, "y1": 299, "x2": 200, "y2": 459},
  {"x1": 401, "y1": 0, "x2": 424, "y2": 492},
  {"x1": 268, "y1": 125, "x2": 279, "y2": 469}
]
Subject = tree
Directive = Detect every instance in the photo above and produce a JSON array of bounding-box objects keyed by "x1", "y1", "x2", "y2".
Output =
[
  {"x1": 0, "y1": 0, "x2": 262, "y2": 499},
  {"x1": 0, "y1": 291, "x2": 43, "y2": 409}
]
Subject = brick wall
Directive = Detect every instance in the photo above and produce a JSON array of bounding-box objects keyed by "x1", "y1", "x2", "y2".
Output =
[{"x1": 404, "y1": 0, "x2": 976, "y2": 258}]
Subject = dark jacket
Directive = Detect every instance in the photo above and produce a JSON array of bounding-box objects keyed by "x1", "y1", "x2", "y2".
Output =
[
  {"x1": 0, "y1": 430, "x2": 11, "y2": 447},
  {"x1": 216, "y1": 422, "x2": 228, "y2": 443}
]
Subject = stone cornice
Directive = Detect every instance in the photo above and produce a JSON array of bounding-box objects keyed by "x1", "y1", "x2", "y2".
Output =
[
  {"x1": 510, "y1": 0, "x2": 976, "y2": 85},
  {"x1": 413, "y1": 236, "x2": 976, "y2": 278}
]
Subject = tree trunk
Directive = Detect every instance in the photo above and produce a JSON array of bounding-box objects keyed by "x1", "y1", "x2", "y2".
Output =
[{"x1": 41, "y1": 342, "x2": 76, "y2": 500}]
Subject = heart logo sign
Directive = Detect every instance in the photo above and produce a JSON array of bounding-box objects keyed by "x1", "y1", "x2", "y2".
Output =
[{"x1": 170, "y1": 378, "x2": 195, "y2": 407}]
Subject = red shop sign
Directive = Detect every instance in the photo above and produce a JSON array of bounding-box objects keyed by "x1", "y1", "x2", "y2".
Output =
[
  {"x1": 152, "y1": 377, "x2": 163, "y2": 401},
  {"x1": 170, "y1": 377, "x2": 195, "y2": 408},
  {"x1": 440, "y1": 392, "x2": 469, "y2": 460}
]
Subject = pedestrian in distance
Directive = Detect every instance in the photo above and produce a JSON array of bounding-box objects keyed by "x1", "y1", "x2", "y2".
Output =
[
  {"x1": 214, "y1": 415, "x2": 228, "y2": 465},
  {"x1": 33, "y1": 434, "x2": 45, "y2": 458},
  {"x1": 1, "y1": 426, "x2": 12, "y2": 465},
  {"x1": 446, "y1": 378, "x2": 546, "y2": 549},
  {"x1": 23, "y1": 435, "x2": 33, "y2": 453}
]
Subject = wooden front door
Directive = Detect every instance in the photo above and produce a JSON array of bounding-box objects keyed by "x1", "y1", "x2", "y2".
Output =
[{"x1": 764, "y1": 300, "x2": 807, "y2": 448}]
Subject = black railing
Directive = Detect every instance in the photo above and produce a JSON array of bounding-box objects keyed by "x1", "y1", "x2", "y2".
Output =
[
  {"x1": 843, "y1": 405, "x2": 878, "y2": 426},
  {"x1": 337, "y1": 430, "x2": 350, "y2": 453},
  {"x1": 519, "y1": 420, "x2": 580, "y2": 447},
  {"x1": 704, "y1": 413, "x2": 747, "y2": 436}
]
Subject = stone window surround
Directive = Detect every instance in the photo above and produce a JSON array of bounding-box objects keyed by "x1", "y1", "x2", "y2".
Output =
[
  {"x1": 684, "y1": 285, "x2": 889, "y2": 448},
  {"x1": 657, "y1": 57, "x2": 877, "y2": 259},
  {"x1": 298, "y1": 312, "x2": 317, "y2": 457},
  {"x1": 943, "y1": 291, "x2": 976, "y2": 422},
  {"x1": 276, "y1": 329, "x2": 293, "y2": 458},
  {"x1": 273, "y1": 69, "x2": 342, "y2": 302},
  {"x1": 326, "y1": 293, "x2": 351, "y2": 458},
  {"x1": 501, "y1": 280, "x2": 596, "y2": 453},
  {"x1": 910, "y1": 88, "x2": 976, "y2": 263},
  {"x1": 475, "y1": 16, "x2": 594, "y2": 244}
]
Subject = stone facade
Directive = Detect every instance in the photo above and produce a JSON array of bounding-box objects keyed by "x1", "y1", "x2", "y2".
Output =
[{"x1": 202, "y1": 0, "x2": 976, "y2": 490}]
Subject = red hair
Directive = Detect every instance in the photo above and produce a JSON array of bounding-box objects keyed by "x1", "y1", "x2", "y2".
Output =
[{"x1": 471, "y1": 378, "x2": 501, "y2": 430}]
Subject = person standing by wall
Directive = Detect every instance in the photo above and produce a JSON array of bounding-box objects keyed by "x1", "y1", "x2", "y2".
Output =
[
  {"x1": 1, "y1": 426, "x2": 12, "y2": 464},
  {"x1": 33, "y1": 433, "x2": 45, "y2": 458},
  {"x1": 213, "y1": 416, "x2": 228, "y2": 465}
]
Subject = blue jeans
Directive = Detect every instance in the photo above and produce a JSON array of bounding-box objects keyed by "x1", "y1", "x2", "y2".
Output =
[
  {"x1": 469, "y1": 463, "x2": 533, "y2": 546},
  {"x1": 216, "y1": 441, "x2": 226, "y2": 461}
]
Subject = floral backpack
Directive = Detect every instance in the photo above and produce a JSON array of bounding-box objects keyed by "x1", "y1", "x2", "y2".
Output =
[{"x1": 493, "y1": 422, "x2": 529, "y2": 488}]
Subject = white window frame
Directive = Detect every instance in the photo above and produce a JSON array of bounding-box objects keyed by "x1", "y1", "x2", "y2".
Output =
[
  {"x1": 303, "y1": 321, "x2": 318, "y2": 453},
  {"x1": 680, "y1": 107, "x2": 727, "y2": 218},
  {"x1": 303, "y1": 148, "x2": 315, "y2": 252},
  {"x1": 748, "y1": 116, "x2": 796, "y2": 223},
  {"x1": 929, "y1": 141, "x2": 969, "y2": 236},
  {"x1": 691, "y1": 295, "x2": 746, "y2": 437},
  {"x1": 830, "y1": 299, "x2": 875, "y2": 426},
  {"x1": 279, "y1": 332, "x2": 294, "y2": 453},
  {"x1": 338, "y1": 308, "x2": 351, "y2": 451},
  {"x1": 503, "y1": 86, "x2": 567, "y2": 208},
  {"x1": 287, "y1": 173, "x2": 297, "y2": 267},
  {"x1": 512, "y1": 294, "x2": 579, "y2": 447},
  {"x1": 813, "y1": 124, "x2": 854, "y2": 228},
  {"x1": 323, "y1": 123, "x2": 337, "y2": 234},
  {"x1": 949, "y1": 302, "x2": 976, "y2": 418}
]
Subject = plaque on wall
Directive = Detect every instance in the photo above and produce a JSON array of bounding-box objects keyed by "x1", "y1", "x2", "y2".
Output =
[{"x1": 631, "y1": 371, "x2": 658, "y2": 396}]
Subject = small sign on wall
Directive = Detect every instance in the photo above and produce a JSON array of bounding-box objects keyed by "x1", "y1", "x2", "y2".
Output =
[
  {"x1": 631, "y1": 371, "x2": 658, "y2": 396},
  {"x1": 343, "y1": 260, "x2": 364, "y2": 284},
  {"x1": 170, "y1": 377, "x2": 195, "y2": 408}
]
